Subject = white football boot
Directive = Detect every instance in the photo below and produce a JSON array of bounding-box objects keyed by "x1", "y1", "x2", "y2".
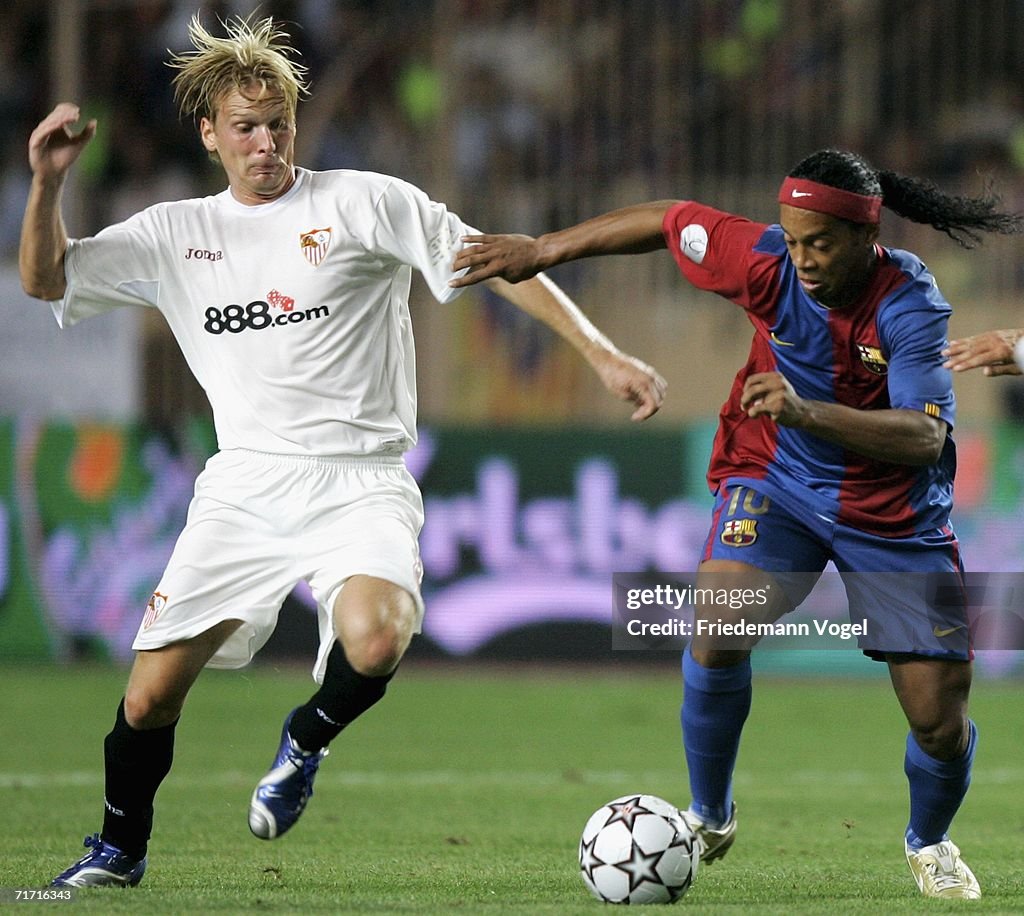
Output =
[
  {"x1": 905, "y1": 839, "x2": 981, "y2": 899},
  {"x1": 679, "y1": 803, "x2": 737, "y2": 864}
]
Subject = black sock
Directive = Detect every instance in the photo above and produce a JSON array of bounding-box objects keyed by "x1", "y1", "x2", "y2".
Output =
[
  {"x1": 288, "y1": 643, "x2": 396, "y2": 751},
  {"x1": 101, "y1": 699, "x2": 177, "y2": 860}
]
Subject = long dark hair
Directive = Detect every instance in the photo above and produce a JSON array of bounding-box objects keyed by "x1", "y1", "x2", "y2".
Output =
[{"x1": 789, "y1": 149, "x2": 1024, "y2": 248}]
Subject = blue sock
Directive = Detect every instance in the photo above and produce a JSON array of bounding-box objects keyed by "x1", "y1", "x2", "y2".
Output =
[
  {"x1": 904, "y1": 720, "x2": 977, "y2": 850},
  {"x1": 680, "y1": 644, "x2": 752, "y2": 828}
]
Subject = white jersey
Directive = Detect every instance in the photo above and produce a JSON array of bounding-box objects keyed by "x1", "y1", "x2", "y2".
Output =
[{"x1": 56, "y1": 167, "x2": 473, "y2": 456}]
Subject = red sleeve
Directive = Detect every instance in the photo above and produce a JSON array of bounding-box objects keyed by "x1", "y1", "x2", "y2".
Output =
[{"x1": 662, "y1": 201, "x2": 777, "y2": 313}]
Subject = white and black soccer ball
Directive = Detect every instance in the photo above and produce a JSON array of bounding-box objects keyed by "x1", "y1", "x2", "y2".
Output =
[{"x1": 578, "y1": 794, "x2": 698, "y2": 905}]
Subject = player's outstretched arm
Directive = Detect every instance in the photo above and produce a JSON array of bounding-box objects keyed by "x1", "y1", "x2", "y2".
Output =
[
  {"x1": 20, "y1": 103, "x2": 97, "y2": 301},
  {"x1": 484, "y1": 273, "x2": 666, "y2": 421},
  {"x1": 450, "y1": 201, "x2": 678, "y2": 288},
  {"x1": 942, "y1": 329, "x2": 1024, "y2": 376}
]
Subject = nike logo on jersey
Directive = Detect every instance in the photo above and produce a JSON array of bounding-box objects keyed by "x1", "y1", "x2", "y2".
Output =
[
  {"x1": 790, "y1": 189, "x2": 813, "y2": 198},
  {"x1": 932, "y1": 625, "x2": 964, "y2": 638},
  {"x1": 770, "y1": 332, "x2": 794, "y2": 347}
]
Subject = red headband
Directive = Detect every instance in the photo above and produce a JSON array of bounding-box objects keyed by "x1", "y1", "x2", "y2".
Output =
[{"x1": 778, "y1": 177, "x2": 882, "y2": 224}]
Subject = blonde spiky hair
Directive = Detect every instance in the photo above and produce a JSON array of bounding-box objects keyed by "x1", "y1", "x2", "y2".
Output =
[{"x1": 167, "y1": 14, "x2": 309, "y2": 123}]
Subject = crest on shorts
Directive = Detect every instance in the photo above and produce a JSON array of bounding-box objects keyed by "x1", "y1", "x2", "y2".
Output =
[
  {"x1": 721, "y1": 519, "x2": 758, "y2": 546},
  {"x1": 143, "y1": 591, "x2": 168, "y2": 630},
  {"x1": 300, "y1": 227, "x2": 332, "y2": 267},
  {"x1": 856, "y1": 343, "x2": 888, "y2": 375}
]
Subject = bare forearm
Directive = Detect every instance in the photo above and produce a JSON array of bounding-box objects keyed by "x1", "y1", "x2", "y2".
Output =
[
  {"x1": 742, "y1": 372, "x2": 946, "y2": 465},
  {"x1": 798, "y1": 402, "x2": 946, "y2": 466},
  {"x1": 20, "y1": 175, "x2": 69, "y2": 300},
  {"x1": 484, "y1": 274, "x2": 615, "y2": 364},
  {"x1": 533, "y1": 201, "x2": 677, "y2": 270},
  {"x1": 450, "y1": 201, "x2": 678, "y2": 288},
  {"x1": 483, "y1": 273, "x2": 666, "y2": 420}
]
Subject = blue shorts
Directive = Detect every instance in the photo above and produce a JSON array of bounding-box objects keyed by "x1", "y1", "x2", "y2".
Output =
[{"x1": 700, "y1": 482, "x2": 970, "y2": 660}]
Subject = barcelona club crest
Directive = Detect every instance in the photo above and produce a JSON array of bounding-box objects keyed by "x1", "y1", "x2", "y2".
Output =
[
  {"x1": 300, "y1": 227, "x2": 332, "y2": 267},
  {"x1": 856, "y1": 343, "x2": 888, "y2": 375},
  {"x1": 721, "y1": 518, "x2": 758, "y2": 546}
]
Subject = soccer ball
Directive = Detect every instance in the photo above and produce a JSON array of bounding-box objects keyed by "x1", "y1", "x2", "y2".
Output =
[{"x1": 578, "y1": 794, "x2": 698, "y2": 904}]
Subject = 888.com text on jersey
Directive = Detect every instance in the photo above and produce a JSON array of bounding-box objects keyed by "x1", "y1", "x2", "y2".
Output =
[{"x1": 202, "y1": 295, "x2": 329, "y2": 335}]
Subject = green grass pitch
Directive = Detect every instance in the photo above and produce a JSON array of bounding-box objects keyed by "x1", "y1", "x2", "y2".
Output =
[{"x1": 1, "y1": 661, "x2": 1021, "y2": 913}]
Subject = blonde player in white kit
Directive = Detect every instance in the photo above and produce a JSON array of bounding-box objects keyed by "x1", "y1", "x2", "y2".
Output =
[{"x1": 21, "y1": 16, "x2": 666, "y2": 888}]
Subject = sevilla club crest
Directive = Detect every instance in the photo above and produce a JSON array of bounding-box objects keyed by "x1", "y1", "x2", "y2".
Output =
[
  {"x1": 300, "y1": 227, "x2": 332, "y2": 267},
  {"x1": 143, "y1": 591, "x2": 168, "y2": 630}
]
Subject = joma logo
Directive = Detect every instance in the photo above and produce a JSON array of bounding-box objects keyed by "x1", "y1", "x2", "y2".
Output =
[{"x1": 185, "y1": 248, "x2": 223, "y2": 261}]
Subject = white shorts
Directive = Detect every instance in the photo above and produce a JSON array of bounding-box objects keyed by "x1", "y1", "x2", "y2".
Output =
[{"x1": 132, "y1": 449, "x2": 425, "y2": 682}]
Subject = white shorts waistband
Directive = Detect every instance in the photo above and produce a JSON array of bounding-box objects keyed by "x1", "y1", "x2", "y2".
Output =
[{"x1": 224, "y1": 448, "x2": 406, "y2": 471}]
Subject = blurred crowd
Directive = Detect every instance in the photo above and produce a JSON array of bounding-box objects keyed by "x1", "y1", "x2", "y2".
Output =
[
  {"x1": 3, "y1": 0, "x2": 1024, "y2": 266},
  {"x1": 5, "y1": 0, "x2": 1024, "y2": 427},
  {"x1": 0, "y1": 0, "x2": 433, "y2": 255}
]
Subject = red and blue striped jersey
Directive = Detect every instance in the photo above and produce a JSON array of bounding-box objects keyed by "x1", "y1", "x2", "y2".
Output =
[{"x1": 663, "y1": 201, "x2": 956, "y2": 538}]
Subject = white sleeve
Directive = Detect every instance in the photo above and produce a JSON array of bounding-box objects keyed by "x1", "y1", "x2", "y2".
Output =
[
  {"x1": 1014, "y1": 336, "x2": 1024, "y2": 373},
  {"x1": 369, "y1": 178, "x2": 476, "y2": 304},
  {"x1": 55, "y1": 210, "x2": 162, "y2": 328}
]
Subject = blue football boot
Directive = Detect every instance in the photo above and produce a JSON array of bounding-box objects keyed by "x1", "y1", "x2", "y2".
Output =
[
  {"x1": 249, "y1": 709, "x2": 329, "y2": 839},
  {"x1": 51, "y1": 833, "x2": 147, "y2": 887}
]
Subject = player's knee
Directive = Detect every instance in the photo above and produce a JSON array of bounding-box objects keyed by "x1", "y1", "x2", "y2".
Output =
[
  {"x1": 123, "y1": 684, "x2": 185, "y2": 729},
  {"x1": 343, "y1": 622, "x2": 411, "y2": 676},
  {"x1": 336, "y1": 581, "x2": 418, "y2": 676},
  {"x1": 910, "y1": 715, "x2": 969, "y2": 761},
  {"x1": 341, "y1": 602, "x2": 416, "y2": 676}
]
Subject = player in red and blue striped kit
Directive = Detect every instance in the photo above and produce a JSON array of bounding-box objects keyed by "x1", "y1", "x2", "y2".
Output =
[
  {"x1": 451, "y1": 149, "x2": 1023, "y2": 899},
  {"x1": 670, "y1": 195, "x2": 956, "y2": 541}
]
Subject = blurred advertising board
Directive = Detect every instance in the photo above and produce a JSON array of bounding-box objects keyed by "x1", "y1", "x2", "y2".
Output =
[{"x1": 1, "y1": 418, "x2": 1023, "y2": 676}]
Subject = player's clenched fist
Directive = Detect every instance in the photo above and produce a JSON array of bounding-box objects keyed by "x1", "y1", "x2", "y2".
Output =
[
  {"x1": 740, "y1": 371, "x2": 807, "y2": 426},
  {"x1": 28, "y1": 103, "x2": 97, "y2": 181}
]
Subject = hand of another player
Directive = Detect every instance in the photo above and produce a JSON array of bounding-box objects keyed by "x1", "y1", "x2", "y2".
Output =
[
  {"x1": 28, "y1": 103, "x2": 97, "y2": 181},
  {"x1": 942, "y1": 329, "x2": 1023, "y2": 376},
  {"x1": 594, "y1": 351, "x2": 667, "y2": 421},
  {"x1": 740, "y1": 372, "x2": 807, "y2": 426},
  {"x1": 450, "y1": 234, "x2": 544, "y2": 287}
]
